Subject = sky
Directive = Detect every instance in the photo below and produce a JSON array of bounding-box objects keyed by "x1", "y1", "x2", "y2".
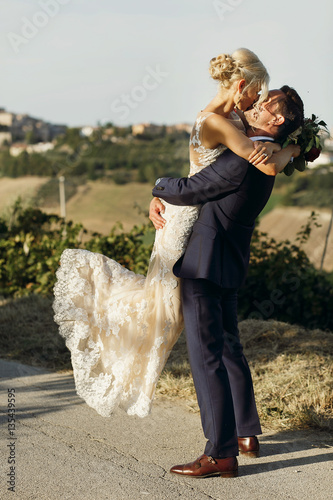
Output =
[{"x1": 1, "y1": 0, "x2": 332, "y2": 131}]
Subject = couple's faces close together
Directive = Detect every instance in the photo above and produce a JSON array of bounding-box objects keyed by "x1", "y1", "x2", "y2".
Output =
[
  {"x1": 233, "y1": 79, "x2": 261, "y2": 112},
  {"x1": 244, "y1": 89, "x2": 286, "y2": 132}
]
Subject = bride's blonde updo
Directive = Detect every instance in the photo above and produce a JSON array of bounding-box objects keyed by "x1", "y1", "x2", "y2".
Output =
[{"x1": 209, "y1": 48, "x2": 269, "y2": 103}]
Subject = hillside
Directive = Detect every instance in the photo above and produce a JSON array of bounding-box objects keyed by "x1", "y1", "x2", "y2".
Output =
[
  {"x1": 0, "y1": 176, "x2": 154, "y2": 233},
  {"x1": 0, "y1": 176, "x2": 48, "y2": 214},
  {"x1": 45, "y1": 180, "x2": 154, "y2": 233},
  {"x1": 259, "y1": 206, "x2": 333, "y2": 272}
]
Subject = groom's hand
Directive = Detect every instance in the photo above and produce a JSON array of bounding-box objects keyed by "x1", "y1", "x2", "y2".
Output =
[{"x1": 149, "y1": 197, "x2": 166, "y2": 230}]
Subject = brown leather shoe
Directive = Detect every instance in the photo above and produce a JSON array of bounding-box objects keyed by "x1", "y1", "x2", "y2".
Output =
[
  {"x1": 238, "y1": 436, "x2": 260, "y2": 458},
  {"x1": 170, "y1": 454, "x2": 238, "y2": 478}
]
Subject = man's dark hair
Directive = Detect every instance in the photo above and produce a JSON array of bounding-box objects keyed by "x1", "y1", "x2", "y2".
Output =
[{"x1": 275, "y1": 85, "x2": 304, "y2": 141}]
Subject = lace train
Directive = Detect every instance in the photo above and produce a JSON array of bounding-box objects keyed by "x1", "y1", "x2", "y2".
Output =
[{"x1": 53, "y1": 203, "x2": 200, "y2": 417}]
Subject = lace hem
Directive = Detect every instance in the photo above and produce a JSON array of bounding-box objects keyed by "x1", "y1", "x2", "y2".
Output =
[{"x1": 53, "y1": 233, "x2": 188, "y2": 417}]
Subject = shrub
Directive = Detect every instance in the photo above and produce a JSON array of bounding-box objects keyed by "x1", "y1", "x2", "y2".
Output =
[
  {"x1": 238, "y1": 227, "x2": 333, "y2": 330},
  {"x1": 0, "y1": 203, "x2": 84, "y2": 296},
  {"x1": 0, "y1": 201, "x2": 153, "y2": 297},
  {"x1": 282, "y1": 166, "x2": 333, "y2": 208},
  {"x1": 85, "y1": 222, "x2": 153, "y2": 275}
]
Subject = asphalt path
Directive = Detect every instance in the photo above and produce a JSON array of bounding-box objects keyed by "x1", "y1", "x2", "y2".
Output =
[{"x1": 0, "y1": 359, "x2": 332, "y2": 500}]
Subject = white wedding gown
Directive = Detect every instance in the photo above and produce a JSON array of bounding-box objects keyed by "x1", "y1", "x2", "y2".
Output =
[{"x1": 53, "y1": 111, "x2": 244, "y2": 417}]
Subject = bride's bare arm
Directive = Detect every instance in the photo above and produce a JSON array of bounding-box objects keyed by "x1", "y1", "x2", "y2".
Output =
[
  {"x1": 202, "y1": 113, "x2": 273, "y2": 162},
  {"x1": 202, "y1": 114, "x2": 297, "y2": 176},
  {"x1": 251, "y1": 143, "x2": 301, "y2": 175}
]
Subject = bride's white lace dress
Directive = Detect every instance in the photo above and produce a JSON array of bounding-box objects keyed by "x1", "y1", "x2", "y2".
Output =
[{"x1": 53, "y1": 111, "x2": 244, "y2": 417}]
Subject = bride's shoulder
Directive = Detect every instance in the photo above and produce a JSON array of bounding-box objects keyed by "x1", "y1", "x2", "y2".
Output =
[
  {"x1": 201, "y1": 112, "x2": 230, "y2": 131},
  {"x1": 205, "y1": 111, "x2": 246, "y2": 133}
]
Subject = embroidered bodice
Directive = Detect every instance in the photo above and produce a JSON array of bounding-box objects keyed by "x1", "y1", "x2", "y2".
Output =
[{"x1": 189, "y1": 110, "x2": 246, "y2": 176}]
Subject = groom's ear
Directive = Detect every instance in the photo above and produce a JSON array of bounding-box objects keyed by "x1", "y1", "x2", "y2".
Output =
[{"x1": 272, "y1": 114, "x2": 285, "y2": 126}]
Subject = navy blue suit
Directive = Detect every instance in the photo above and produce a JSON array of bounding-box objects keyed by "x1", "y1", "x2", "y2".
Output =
[{"x1": 152, "y1": 149, "x2": 275, "y2": 458}]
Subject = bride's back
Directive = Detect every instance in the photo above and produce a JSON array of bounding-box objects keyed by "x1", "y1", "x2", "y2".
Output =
[{"x1": 189, "y1": 110, "x2": 245, "y2": 177}]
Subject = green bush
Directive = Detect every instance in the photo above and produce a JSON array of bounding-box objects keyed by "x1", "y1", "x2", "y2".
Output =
[
  {"x1": 0, "y1": 201, "x2": 153, "y2": 297},
  {"x1": 85, "y1": 222, "x2": 153, "y2": 275},
  {"x1": 0, "y1": 150, "x2": 55, "y2": 177},
  {"x1": 0, "y1": 204, "x2": 84, "y2": 296},
  {"x1": 281, "y1": 165, "x2": 333, "y2": 208},
  {"x1": 238, "y1": 228, "x2": 333, "y2": 330}
]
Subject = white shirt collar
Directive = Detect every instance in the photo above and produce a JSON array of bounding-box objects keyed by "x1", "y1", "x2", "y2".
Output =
[{"x1": 249, "y1": 135, "x2": 274, "y2": 142}]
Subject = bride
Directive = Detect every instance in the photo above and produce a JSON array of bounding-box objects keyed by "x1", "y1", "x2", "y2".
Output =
[{"x1": 53, "y1": 48, "x2": 295, "y2": 418}]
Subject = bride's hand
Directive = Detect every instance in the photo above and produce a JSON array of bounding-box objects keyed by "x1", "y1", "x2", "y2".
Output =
[
  {"x1": 149, "y1": 197, "x2": 166, "y2": 230},
  {"x1": 248, "y1": 141, "x2": 281, "y2": 165}
]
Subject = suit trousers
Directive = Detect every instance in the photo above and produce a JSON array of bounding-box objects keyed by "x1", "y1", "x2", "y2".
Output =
[{"x1": 181, "y1": 278, "x2": 262, "y2": 458}]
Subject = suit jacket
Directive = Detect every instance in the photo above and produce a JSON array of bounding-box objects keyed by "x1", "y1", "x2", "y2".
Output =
[{"x1": 152, "y1": 149, "x2": 275, "y2": 288}]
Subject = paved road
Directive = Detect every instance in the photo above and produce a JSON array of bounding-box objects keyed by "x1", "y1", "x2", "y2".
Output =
[{"x1": 0, "y1": 359, "x2": 332, "y2": 500}]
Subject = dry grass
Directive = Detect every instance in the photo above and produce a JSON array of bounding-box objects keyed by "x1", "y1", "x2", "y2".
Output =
[
  {"x1": 240, "y1": 320, "x2": 333, "y2": 430},
  {"x1": 1, "y1": 295, "x2": 332, "y2": 431},
  {"x1": 0, "y1": 294, "x2": 70, "y2": 370},
  {"x1": 157, "y1": 319, "x2": 333, "y2": 431}
]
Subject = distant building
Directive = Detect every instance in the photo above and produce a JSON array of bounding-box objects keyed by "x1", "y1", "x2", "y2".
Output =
[
  {"x1": 0, "y1": 107, "x2": 67, "y2": 144},
  {"x1": 132, "y1": 122, "x2": 192, "y2": 136},
  {"x1": 0, "y1": 108, "x2": 13, "y2": 144},
  {"x1": 50, "y1": 123, "x2": 67, "y2": 139},
  {"x1": 132, "y1": 123, "x2": 165, "y2": 136},
  {"x1": 80, "y1": 126, "x2": 96, "y2": 137},
  {"x1": 0, "y1": 109, "x2": 14, "y2": 127},
  {"x1": 9, "y1": 143, "x2": 28, "y2": 157},
  {"x1": 0, "y1": 131, "x2": 12, "y2": 146},
  {"x1": 166, "y1": 123, "x2": 192, "y2": 134},
  {"x1": 9, "y1": 141, "x2": 54, "y2": 157},
  {"x1": 101, "y1": 127, "x2": 115, "y2": 140},
  {"x1": 27, "y1": 142, "x2": 54, "y2": 154}
]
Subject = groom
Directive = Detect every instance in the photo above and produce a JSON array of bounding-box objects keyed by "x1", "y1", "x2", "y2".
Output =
[{"x1": 150, "y1": 86, "x2": 304, "y2": 477}]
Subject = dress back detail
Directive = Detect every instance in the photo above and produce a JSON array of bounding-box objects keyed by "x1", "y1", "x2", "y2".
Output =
[{"x1": 189, "y1": 110, "x2": 245, "y2": 176}]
